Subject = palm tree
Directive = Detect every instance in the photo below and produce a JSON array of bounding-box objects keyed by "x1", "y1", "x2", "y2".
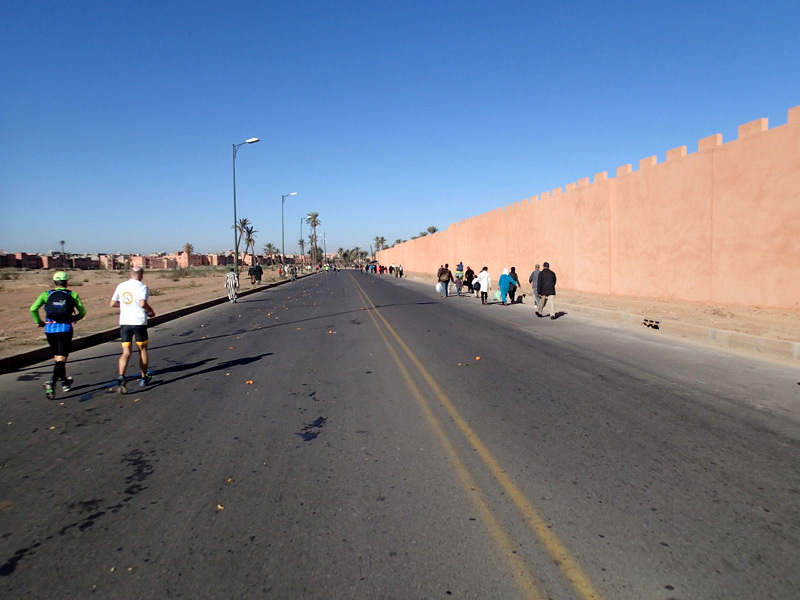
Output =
[
  {"x1": 298, "y1": 238, "x2": 306, "y2": 265},
  {"x1": 372, "y1": 236, "x2": 387, "y2": 260},
  {"x1": 305, "y1": 212, "x2": 321, "y2": 265},
  {"x1": 373, "y1": 236, "x2": 388, "y2": 257},
  {"x1": 234, "y1": 218, "x2": 251, "y2": 265},
  {"x1": 394, "y1": 239, "x2": 404, "y2": 246},
  {"x1": 244, "y1": 225, "x2": 258, "y2": 266},
  {"x1": 426, "y1": 226, "x2": 439, "y2": 235},
  {"x1": 307, "y1": 234, "x2": 317, "y2": 265},
  {"x1": 183, "y1": 242, "x2": 194, "y2": 268},
  {"x1": 263, "y1": 243, "x2": 278, "y2": 266}
]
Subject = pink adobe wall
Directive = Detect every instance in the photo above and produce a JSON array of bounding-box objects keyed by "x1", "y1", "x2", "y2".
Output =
[{"x1": 378, "y1": 105, "x2": 800, "y2": 309}]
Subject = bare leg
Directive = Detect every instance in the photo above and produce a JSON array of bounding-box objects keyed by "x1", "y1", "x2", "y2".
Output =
[
  {"x1": 138, "y1": 344, "x2": 149, "y2": 377},
  {"x1": 118, "y1": 344, "x2": 132, "y2": 376}
]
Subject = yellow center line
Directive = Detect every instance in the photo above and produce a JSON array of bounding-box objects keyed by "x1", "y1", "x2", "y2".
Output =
[
  {"x1": 353, "y1": 282, "x2": 544, "y2": 599},
  {"x1": 353, "y1": 277, "x2": 605, "y2": 600}
]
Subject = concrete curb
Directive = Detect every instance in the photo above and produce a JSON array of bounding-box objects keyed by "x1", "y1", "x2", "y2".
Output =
[{"x1": 0, "y1": 277, "x2": 299, "y2": 375}]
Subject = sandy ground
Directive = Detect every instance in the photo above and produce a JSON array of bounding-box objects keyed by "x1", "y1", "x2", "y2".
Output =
[
  {"x1": 2, "y1": 267, "x2": 798, "y2": 360},
  {"x1": 0, "y1": 267, "x2": 285, "y2": 360}
]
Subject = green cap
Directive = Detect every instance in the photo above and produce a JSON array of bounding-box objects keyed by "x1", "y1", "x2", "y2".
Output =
[{"x1": 53, "y1": 271, "x2": 69, "y2": 281}]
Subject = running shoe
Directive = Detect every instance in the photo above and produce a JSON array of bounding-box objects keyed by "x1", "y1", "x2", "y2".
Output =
[
  {"x1": 62, "y1": 377, "x2": 74, "y2": 392},
  {"x1": 139, "y1": 374, "x2": 153, "y2": 388},
  {"x1": 44, "y1": 380, "x2": 55, "y2": 400},
  {"x1": 117, "y1": 375, "x2": 127, "y2": 395}
]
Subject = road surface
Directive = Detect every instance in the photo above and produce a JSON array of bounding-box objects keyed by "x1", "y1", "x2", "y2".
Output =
[{"x1": 1, "y1": 271, "x2": 798, "y2": 599}]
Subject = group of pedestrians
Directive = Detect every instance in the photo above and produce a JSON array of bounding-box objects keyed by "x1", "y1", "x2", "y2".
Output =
[
  {"x1": 435, "y1": 261, "x2": 558, "y2": 317},
  {"x1": 247, "y1": 263, "x2": 263, "y2": 285},
  {"x1": 30, "y1": 266, "x2": 156, "y2": 400}
]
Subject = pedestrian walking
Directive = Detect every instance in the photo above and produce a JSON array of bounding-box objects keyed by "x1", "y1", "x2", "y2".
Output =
[
  {"x1": 475, "y1": 266, "x2": 491, "y2": 304},
  {"x1": 110, "y1": 267, "x2": 156, "y2": 393},
  {"x1": 454, "y1": 262, "x2": 464, "y2": 296},
  {"x1": 528, "y1": 264, "x2": 541, "y2": 308},
  {"x1": 498, "y1": 268, "x2": 514, "y2": 305},
  {"x1": 29, "y1": 271, "x2": 87, "y2": 399},
  {"x1": 463, "y1": 266, "x2": 475, "y2": 294},
  {"x1": 225, "y1": 268, "x2": 239, "y2": 303},
  {"x1": 437, "y1": 263, "x2": 453, "y2": 298},
  {"x1": 508, "y1": 266, "x2": 520, "y2": 303},
  {"x1": 536, "y1": 262, "x2": 557, "y2": 319}
]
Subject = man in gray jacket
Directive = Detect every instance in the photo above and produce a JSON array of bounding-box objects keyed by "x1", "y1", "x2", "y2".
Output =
[{"x1": 528, "y1": 264, "x2": 540, "y2": 308}]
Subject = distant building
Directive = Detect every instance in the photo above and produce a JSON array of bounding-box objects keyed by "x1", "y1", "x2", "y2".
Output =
[
  {"x1": 1, "y1": 250, "x2": 235, "y2": 271},
  {"x1": 14, "y1": 252, "x2": 42, "y2": 269}
]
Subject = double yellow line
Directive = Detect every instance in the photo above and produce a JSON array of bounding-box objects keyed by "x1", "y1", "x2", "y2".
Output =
[{"x1": 353, "y1": 278, "x2": 604, "y2": 600}]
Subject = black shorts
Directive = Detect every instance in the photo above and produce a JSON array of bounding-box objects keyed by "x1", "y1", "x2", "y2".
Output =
[
  {"x1": 120, "y1": 324, "x2": 149, "y2": 346},
  {"x1": 46, "y1": 331, "x2": 73, "y2": 356}
]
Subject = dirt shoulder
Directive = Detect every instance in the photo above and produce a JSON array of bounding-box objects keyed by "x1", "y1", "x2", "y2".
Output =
[{"x1": 0, "y1": 267, "x2": 286, "y2": 360}]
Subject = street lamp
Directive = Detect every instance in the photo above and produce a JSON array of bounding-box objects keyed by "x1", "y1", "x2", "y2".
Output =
[
  {"x1": 281, "y1": 192, "x2": 297, "y2": 275},
  {"x1": 232, "y1": 137, "x2": 260, "y2": 276}
]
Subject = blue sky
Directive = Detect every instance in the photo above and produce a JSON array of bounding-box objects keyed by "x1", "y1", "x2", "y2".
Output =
[{"x1": 1, "y1": 1, "x2": 798, "y2": 256}]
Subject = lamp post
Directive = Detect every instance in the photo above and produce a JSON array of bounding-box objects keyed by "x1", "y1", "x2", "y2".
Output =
[
  {"x1": 232, "y1": 137, "x2": 260, "y2": 275},
  {"x1": 300, "y1": 217, "x2": 304, "y2": 266},
  {"x1": 281, "y1": 192, "x2": 297, "y2": 275}
]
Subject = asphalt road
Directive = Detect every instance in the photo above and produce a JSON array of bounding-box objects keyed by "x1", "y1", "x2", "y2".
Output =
[{"x1": 1, "y1": 271, "x2": 798, "y2": 599}]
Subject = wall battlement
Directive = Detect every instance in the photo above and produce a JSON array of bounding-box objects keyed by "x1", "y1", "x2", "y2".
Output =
[{"x1": 518, "y1": 108, "x2": 800, "y2": 212}]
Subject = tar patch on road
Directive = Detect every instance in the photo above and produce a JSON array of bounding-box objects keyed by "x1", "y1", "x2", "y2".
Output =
[
  {"x1": 297, "y1": 416, "x2": 327, "y2": 441},
  {"x1": 0, "y1": 448, "x2": 156, "y2": 577}
]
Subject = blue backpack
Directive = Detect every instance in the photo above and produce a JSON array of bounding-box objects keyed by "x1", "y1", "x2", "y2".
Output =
[{"x1": 44, "y1": 289, "x2": 75, "y2": 322}]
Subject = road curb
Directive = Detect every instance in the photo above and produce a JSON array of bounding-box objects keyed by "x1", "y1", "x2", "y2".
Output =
[{"x1": 0, "y1": 277, "x2": 298, "y2": 375}]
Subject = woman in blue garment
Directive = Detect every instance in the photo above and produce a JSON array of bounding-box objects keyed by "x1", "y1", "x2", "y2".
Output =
[{"x1": 498, "y1": 268, "x2": 514, "y2": 305}]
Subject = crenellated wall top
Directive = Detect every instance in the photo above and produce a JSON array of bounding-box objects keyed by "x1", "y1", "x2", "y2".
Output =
[{"x1": 521, "y1": 104, "x2": 800, "y2": 205}]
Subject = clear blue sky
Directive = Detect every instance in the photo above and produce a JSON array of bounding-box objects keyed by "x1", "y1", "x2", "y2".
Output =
[{"x1": 2, "y1": 1, "x2": 798, "y2": 256}]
